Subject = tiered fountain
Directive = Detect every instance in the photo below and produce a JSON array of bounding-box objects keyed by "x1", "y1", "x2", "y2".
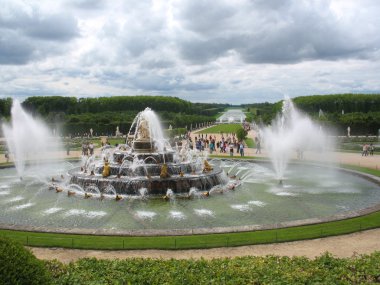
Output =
[{"x1": 68, "y1": 108, "x2": 227, "y2": 197}]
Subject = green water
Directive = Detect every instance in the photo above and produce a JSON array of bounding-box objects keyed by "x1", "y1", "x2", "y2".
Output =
[{"x1": 0, "y1": 160, "x2": 379, "y2": 231}]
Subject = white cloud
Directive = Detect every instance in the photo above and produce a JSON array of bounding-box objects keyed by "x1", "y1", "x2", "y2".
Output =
[{"x1": 0, "y1": 0, "x2": 379, "y2": 103}]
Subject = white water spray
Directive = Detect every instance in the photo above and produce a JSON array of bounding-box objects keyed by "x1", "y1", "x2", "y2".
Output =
[
  {"x1": 263, "y1": 97, "x2": 329, "y2": 179},
  {"x1": 2, "y1": 100, "x2": 60, "y2": 178}
]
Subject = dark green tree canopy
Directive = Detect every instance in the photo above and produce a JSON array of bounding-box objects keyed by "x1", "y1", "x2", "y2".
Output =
[{"x1": 1, "y1": 94, "x2": 379, "y2": 135}]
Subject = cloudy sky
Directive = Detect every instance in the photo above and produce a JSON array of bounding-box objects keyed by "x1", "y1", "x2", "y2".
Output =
[{"x1": 1, "y1": 0, "x2": 380, "y2": 104}]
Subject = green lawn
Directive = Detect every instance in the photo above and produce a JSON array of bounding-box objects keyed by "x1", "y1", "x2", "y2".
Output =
[
  {"x1": 64, "y1": 137, "x2": 126, "y2": 150},
  {"x1": 1, "y1": 209, "x2": 380, "y2": 250},
  {"x1": 195, "y1": 124, "x2": 242, "y2": 134},
  {"x1": 244, "y1": 138, "x2": 255, "y2": 148},
  {"x1": 339, "y1": 164, "x2": 380, "y2": 176}
]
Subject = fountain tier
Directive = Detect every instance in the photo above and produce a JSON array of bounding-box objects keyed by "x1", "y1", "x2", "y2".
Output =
[{"x1": 69, "y1": 168, "x2": 224, "y2": 195}]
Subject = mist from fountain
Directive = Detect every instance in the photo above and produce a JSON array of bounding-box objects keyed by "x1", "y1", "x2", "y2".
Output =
[
  {"x1": 262, "y1": 97, "x2": 330, "y2": 180},
  {"x1": 139, "y1": 187, "x2": 148, "y2": 198},
  {"x1": 103, "y1": 185, "x2": 116, "y2": 196},
  {"x1": 2, "y1": 99, "x2": 61, "y2": 178},
  {"x1": 188, "y1": 187, "x2": 199, "y2": 198},
  {"x1": 165, "y1": 189, "x2": 175, "y2": 201}
]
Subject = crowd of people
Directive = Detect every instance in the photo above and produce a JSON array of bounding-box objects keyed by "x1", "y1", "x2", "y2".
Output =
[
  {"x1": 81, "y1": 142, "x2": 95, "y2": 156},
  {"x1": 2, "y1": 130, "x2": 378, "y2": 163},
  {"x1": 362, "y1": 143, "x2": 375, "y2": 156},
  {"x1": 191, "y1": 133, "x2": 245, "y2": 157}
]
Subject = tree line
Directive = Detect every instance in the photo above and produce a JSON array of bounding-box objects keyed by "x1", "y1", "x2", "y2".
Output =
[
  {"x1": 293, "y1": 94, "x2": 380, "y2": 113},
  {"x1": 0, "y1": 96, "x2": 228, "y2": 136},
  {"x1": 1, "y1": 94, "x2": 379, "y2": 136},
  {"x1": 293, "y1": 94, "x2": 380, "y2": 135},
  {"x1": 244, "y1": 94, "x2": 380, "y2": 135}
]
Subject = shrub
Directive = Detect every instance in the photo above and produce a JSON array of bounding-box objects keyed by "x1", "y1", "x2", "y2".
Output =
[
  {"x1": 46, "y1": 253, "x2": 380, "y2": 284},
  {"x1": 236, "y1": 127, "x2": 248, "y2": 141},
  {"x1": 0, "y1": 237, "x2": 51, "y2": 285}
]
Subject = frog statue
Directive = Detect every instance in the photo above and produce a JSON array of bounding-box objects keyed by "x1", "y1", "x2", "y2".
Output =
[
  {"x1": 203, "y1": 160, "x2": 213, "y2": 173},
  {"x1": 160, "y1": 163, "x2": 170, "y2": 179},
  {"x1": 102, "y1": 161, "x2": 110, "y2": 177}
]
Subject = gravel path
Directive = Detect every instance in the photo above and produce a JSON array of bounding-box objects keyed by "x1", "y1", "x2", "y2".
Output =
[{"x1": 31, "y1": 228, "x2": 380, "y2": 263}]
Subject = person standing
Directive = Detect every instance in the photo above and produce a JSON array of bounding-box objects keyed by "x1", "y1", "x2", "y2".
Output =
[
  {"x1": 66, "y1": 143, "x2": 70, "y2": 156},
  {"x1": 229, "y1": 143, "x2": 234, "y2": 157},
  {"x1": 239, "y1": 142, "x2": 244, "y2": 157},
  {"x1": 256, "y1": 140, "x2": 261, "y2": 154},
  {"x1": 362, "y1": 144, "x2": 368, "y2": 156},
  {"x1": 369, "y1": 143, "x2": 374, "y2": 156},
  {"x1": 4, "y1": 150, "x2": 9, "y2": 163},
  {"x1": 89, "y1": 142, "x2": 94, "y2": 156},
  {"x1": 209, "y1": 141, "x2": 214, "y2": 154}
]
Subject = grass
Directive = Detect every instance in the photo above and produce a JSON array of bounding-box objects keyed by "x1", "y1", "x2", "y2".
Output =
[
  {"x1": 339, "y1": 164, "x2": 380, "y2": 176},
  {"x1": 92, "y1": 137, "x2": 125, "y2": 146},
  {"x1": 195, "y1": 124, "x2": 242, "y2": 134},
  {"x1": 1, "y1": 209, "x2": 380, "y2": 250},
  {"x1": 244, "y1": 137, "x2": 255, "y2": 148},
  {"x1": 64, "y1": 137, "x2": 126, "y2": 150}
]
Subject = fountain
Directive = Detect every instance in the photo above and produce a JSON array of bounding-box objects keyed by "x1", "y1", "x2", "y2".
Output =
[
  {"x1": 68, "y1": 108, "x2": 227, "y2": 196},
  {"x1": 262, "y1": 97, "x2": 330, "y2": 180},
  {"x1": 2, "y1": 99, "x2": 60, "y2": 178},
  {"x1": 0, "y1": 102, "x2": 379, "y2": 235}
]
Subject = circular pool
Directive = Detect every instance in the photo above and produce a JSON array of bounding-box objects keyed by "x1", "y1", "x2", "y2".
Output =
[{"x1": 0, "y1": 159, "x2": 379, "y2": 235}]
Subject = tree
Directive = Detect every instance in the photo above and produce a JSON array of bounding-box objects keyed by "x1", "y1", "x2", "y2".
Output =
[
  {"x1": 236, "y1": 127, "x2": 247, "y2": 141},
  {"x1": 0, "y1": 97, "x2": 12, "y2": 117}
]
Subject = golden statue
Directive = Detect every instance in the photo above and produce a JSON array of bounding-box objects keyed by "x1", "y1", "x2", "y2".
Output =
[
  {"x1": 160, "y1": 163, "x2": 171, "y2": 179},
  {"x1": 55, "y1": 187, "x2": 63, "y2": 193},
  {"x1": 203, "y1": 160, "x2": 213, "y2": 173},
  {"x1": 102, "y1": 161, "x2": 110, "y2": 177}
]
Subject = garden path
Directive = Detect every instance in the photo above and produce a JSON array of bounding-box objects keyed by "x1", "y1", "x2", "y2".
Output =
[{"x1": 31, "y1": 228, "x2": 380, "y2": 263}]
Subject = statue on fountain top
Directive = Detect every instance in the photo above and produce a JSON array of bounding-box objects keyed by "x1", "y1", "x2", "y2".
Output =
[
  {"x1": 180, "y1": 141, "x2": 188, "y2": 161},
  {"x1": 136, "y1": 117, "x2": 150, "y2": 141}
]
